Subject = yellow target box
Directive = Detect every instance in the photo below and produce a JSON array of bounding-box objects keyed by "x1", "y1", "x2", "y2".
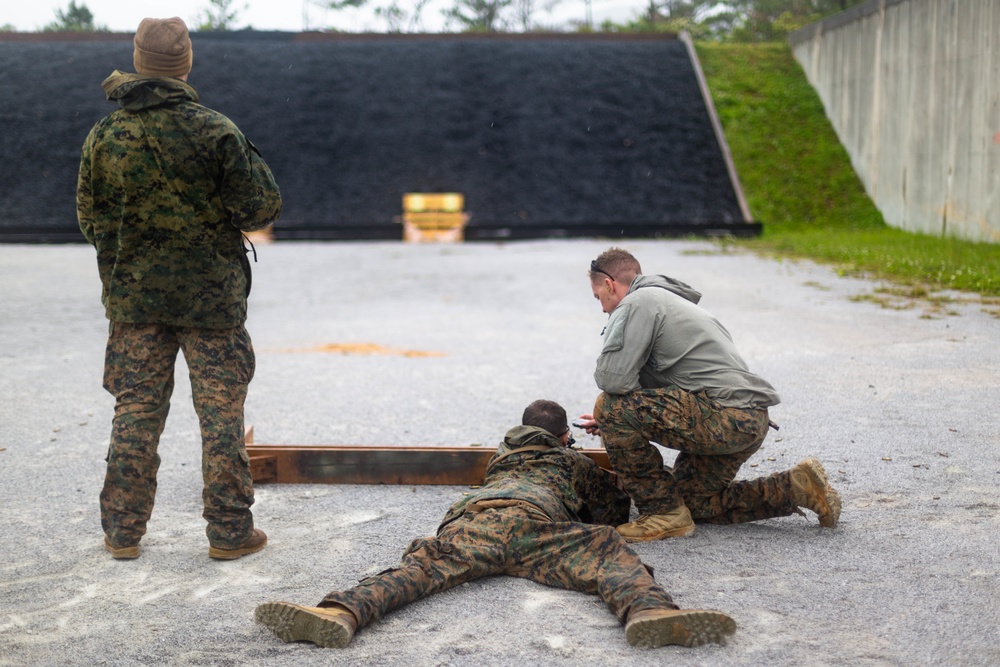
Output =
[{"x1": 401, "y1": 193, "x2": 468, "y2": 243}]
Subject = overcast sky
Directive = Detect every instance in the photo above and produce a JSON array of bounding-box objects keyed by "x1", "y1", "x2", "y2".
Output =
[{"x1": 4, "y1": 0, "x2": 647, "y2": 33}]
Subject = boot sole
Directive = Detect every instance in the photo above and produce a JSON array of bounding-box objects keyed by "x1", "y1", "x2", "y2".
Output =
[
  {"x1": 618, "y1": 522, "x2": 696, "y2": 542},
  {"x1": 209, "y1": 544, "x2": 265, "y2": 560},
  {"x1": 626, "y1": 610, "x2": 736, "y2": 648},
  {"x1": 255, "y1": 602, "x2": 352, "y2": 648},
  {"x1": 797, "y1": 459, "x2": 842, "y2": 528},
  {"x1": 104, "y1": 539, "x2": 140, "y2": 560},
  {"x1": 209, "y1": 533, "x2": 267, "y2": 560}
]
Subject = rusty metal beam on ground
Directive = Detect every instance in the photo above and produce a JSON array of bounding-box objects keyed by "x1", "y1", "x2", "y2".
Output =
[{"x1": 244, "y1": 426, "x2": 611, "y2": 486}]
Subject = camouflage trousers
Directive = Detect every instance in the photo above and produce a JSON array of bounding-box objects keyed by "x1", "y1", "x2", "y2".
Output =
[
  {"x1": 100, "y1": 321, "x2": 256, "y2": 549},
  {"x1": 319, "y1": 505, "x2": 677, "y2": 627},
  {"x1": 594, "y1": 388, "x2": 797, "y2": 524}
]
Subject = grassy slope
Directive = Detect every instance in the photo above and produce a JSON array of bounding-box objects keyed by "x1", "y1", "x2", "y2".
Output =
[{"x1": 695, "y1": 42, "x2": 1000, "y2": 298}]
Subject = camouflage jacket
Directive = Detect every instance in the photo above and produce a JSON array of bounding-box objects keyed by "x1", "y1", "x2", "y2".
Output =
[
  {"x1": 77, "y1": 71, "x2": 282, "y2": 328},
  {"x1": 439, "y1": 425, "x2": 630, "y2": 531}
]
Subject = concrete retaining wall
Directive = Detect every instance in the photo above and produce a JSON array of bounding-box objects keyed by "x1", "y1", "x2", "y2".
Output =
[{"x1": 790, "y1": 0, "x2": 1000, "y2": 243}]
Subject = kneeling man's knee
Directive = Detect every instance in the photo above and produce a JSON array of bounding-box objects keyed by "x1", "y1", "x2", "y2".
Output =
[{"x1": 594, "y1": 392, "x2": 627, "y2": 425}]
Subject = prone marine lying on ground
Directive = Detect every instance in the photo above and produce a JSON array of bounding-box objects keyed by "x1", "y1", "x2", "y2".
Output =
[{"x1": 255, "y1": 399, "x2": 737, "y2": 649}]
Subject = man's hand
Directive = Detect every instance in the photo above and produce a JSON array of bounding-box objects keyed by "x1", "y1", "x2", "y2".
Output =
[{"x1": 574, "y1": 414, "x2": 601, "y2": 437}]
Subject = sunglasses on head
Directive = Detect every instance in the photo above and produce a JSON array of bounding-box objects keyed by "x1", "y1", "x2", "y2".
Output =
[{"x1": 590, "y1": 260, "x2": 615, "y2": 282}]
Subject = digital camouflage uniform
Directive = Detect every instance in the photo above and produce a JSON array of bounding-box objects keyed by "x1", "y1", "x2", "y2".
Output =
[
  {"x1": 593, "y1": 274, "x2": 794, "y2": 524},
  {"x1": 78, "y1": 71, "x2": 281, "y2": 550},
  {"x1": 594, "y1": 389, "x2": 799, "y2": 524},
  {"x1": 317, "y1": 426, "x2": 679, "y2": 627}
]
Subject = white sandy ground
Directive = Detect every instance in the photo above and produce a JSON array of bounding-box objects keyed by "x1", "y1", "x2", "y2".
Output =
[{"x1": 1, "y1": 239, "x2": 999, "y2": 667}]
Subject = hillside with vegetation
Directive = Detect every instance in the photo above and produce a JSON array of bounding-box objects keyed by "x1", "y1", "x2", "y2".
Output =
[{"x1": 696, "y1": 42, "x2": 1000, "y2": 302}]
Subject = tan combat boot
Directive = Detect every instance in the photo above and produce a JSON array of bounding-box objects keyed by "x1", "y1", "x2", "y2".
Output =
[
  {"x1": 790, "y1": 458, "x2": 842, "y2": 527},
  {"x1": 616, "y1": 505, "x2": 696, "y2": 542},
  {"x1": 625, "y1": 608, "x2": 737, "y2": 648},
  {"x1": 209, "y1": 528, "x2": 268, "y2": 560},
  {"x1": 255, "y1": 602, "x2": 357, "y2": 648},
  {"x1": 104, "y1": 537, "x2": 140, "y2": 560}
]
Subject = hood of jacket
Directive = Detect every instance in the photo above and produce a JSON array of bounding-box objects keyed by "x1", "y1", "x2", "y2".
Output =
[
  {"x1": 497, "y1": 425, "x2": 563, "y2": 456},
  {"x1": 101, "y1": 70, "x2": 199, "y2": 112},
  {"x1": 627, "y1": 273, "x2": 702, "y2": 305}
]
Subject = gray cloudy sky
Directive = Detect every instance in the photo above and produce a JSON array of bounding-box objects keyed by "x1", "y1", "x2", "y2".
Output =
[{"x1": 6, "y1": 0, "x2": 645, "y2": 33}]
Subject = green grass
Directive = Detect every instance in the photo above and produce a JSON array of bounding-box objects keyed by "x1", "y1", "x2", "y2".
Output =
[{"x1": 695, "y1": 42, "x2": 1000, "y2": 299}]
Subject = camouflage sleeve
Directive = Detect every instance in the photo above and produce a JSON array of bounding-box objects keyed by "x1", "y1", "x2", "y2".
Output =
[
  {"x1": 575, "y1": 452, "x2": 631, "y2": 526},
  {"x1": 219, "y1": 132, "x2": 282, "y2": 233},
  {"x1": 76, "y1": 132, "x2": 96, "y2": 245}
]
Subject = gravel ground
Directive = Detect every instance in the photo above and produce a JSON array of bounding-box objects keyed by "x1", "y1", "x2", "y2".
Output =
[{"x1": 2, "y1": 239, "x2": 998, "y2": 666}]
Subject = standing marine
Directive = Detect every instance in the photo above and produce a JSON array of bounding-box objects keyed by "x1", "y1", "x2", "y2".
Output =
[{"x1": 77, "y1": 17, "x2": 282, "y2": 560}]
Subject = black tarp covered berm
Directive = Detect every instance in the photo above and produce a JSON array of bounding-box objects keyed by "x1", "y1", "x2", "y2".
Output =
[{"x1": 0, "y1": 32, "x2": 757, "y2": 242}]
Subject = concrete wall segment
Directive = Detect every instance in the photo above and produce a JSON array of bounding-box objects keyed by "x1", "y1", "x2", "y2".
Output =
[{"x1": 791, "y1": 0, "x2": 1000, "y2": 243}]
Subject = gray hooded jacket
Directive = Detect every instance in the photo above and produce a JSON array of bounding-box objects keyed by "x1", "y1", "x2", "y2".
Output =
[{"x1": 595, "y1": 274, "x2": 780, "y2": 409}]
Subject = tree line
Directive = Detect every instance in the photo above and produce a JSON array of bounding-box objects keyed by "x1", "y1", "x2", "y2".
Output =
[
  {"x1": 608, "y1": 1, "x2": 868, "y2": 41},
  {"x1": 5, "y1": 0, "x2": 870, "y2": 41}
]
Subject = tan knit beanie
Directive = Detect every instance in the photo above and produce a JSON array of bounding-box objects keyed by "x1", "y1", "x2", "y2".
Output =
[{"x1": 133, "y1": 17, "x2": 193, "y2": 78}]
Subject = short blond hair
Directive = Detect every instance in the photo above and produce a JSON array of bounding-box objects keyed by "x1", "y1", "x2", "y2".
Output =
[{"x1": 589, "y1": 247, "x2": 641, "y2": 284}]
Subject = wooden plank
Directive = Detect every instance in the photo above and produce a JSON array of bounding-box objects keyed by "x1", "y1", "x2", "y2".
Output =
[
  {"x1": 244, "y1": 443, "x2": 611, "y2": 486},
  {"x1": 249, "y1": 455, "x2": 277, "y2": 483}
]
